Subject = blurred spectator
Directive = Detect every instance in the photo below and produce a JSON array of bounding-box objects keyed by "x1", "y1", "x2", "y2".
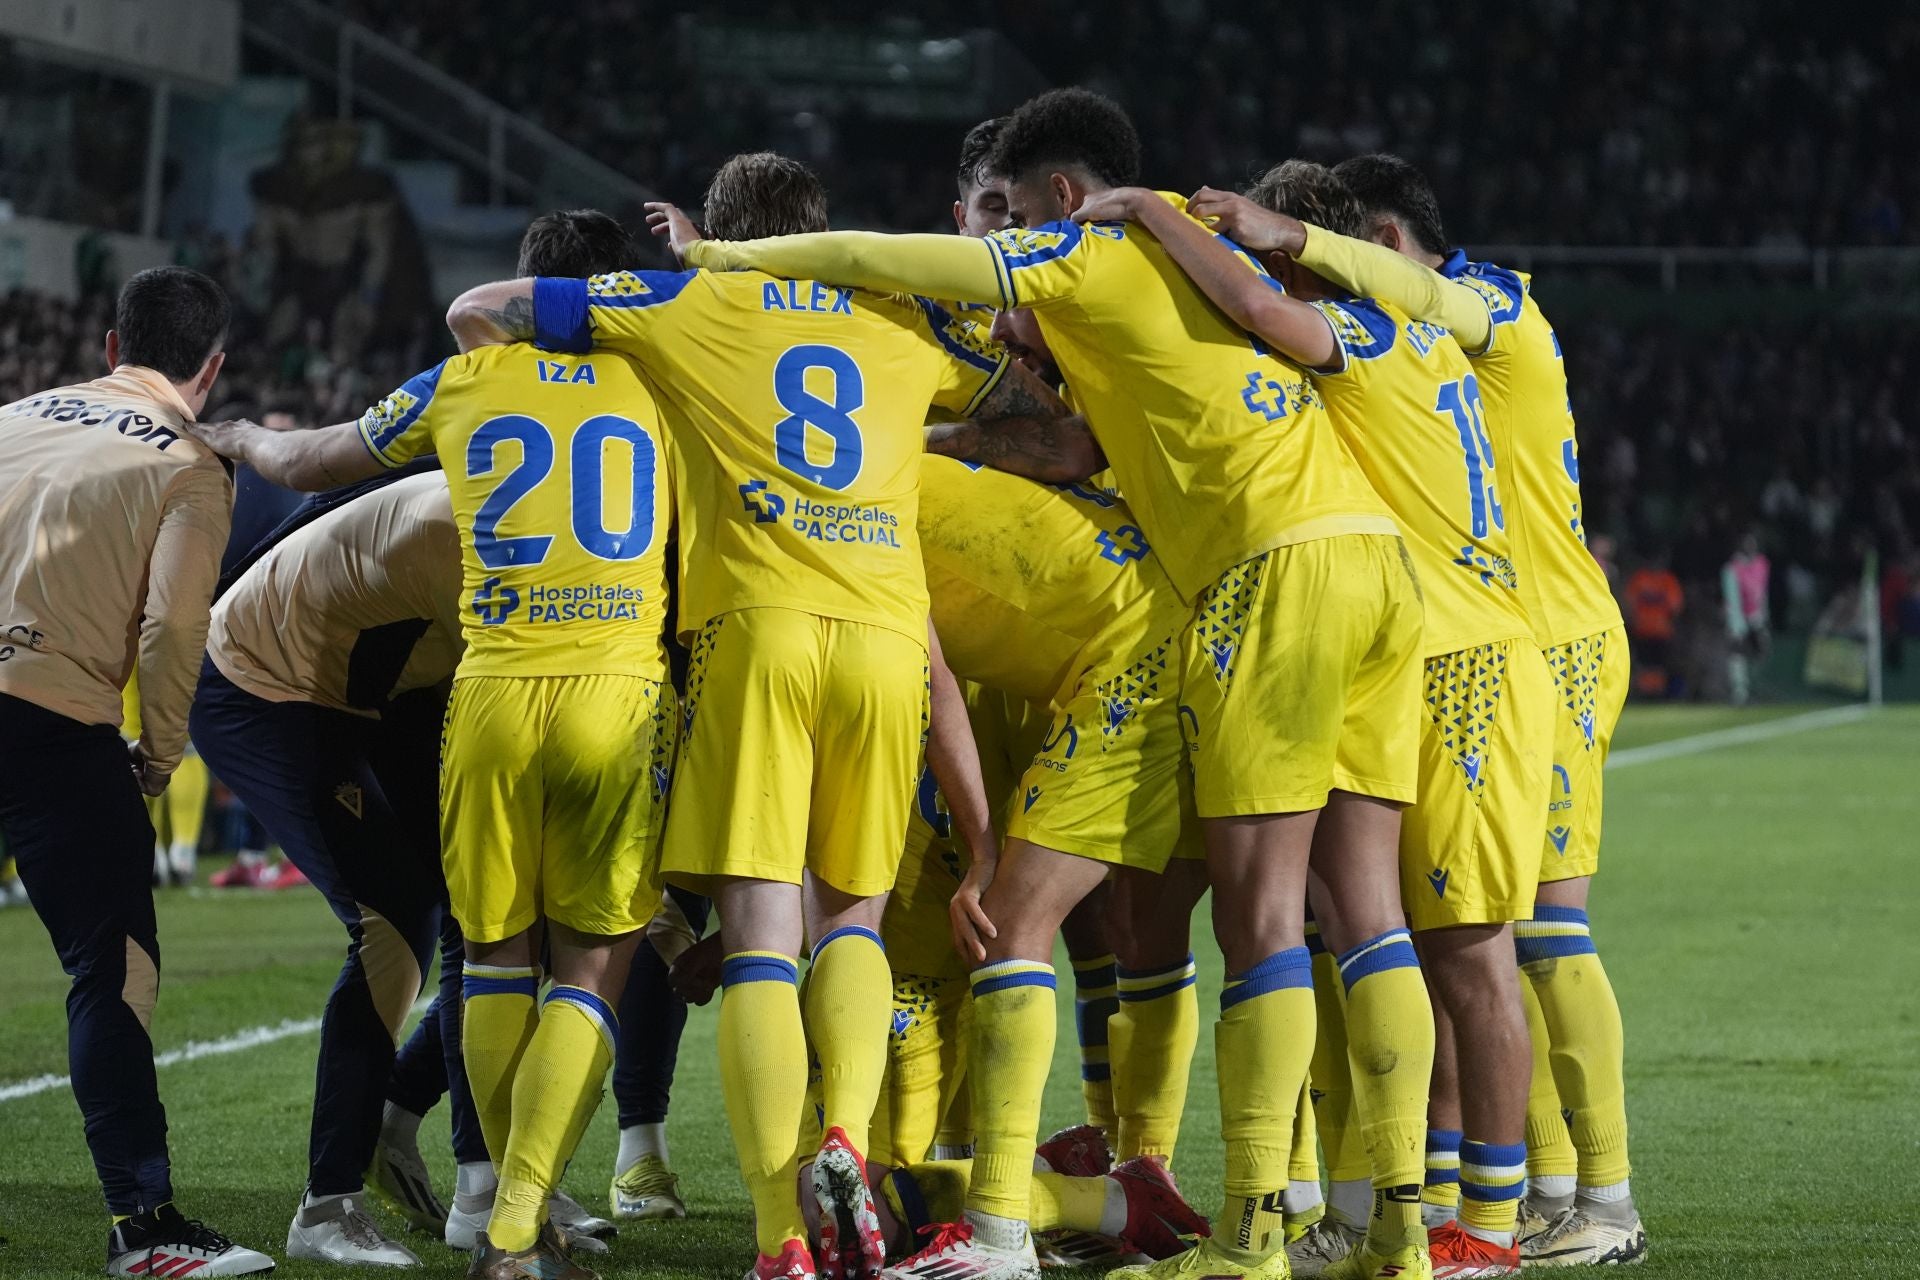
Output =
[
  {"x1": 1722, "y1": 532, "x2": 1771, "y2": 704},
  {"x1": 1626, "y1": 554, "x2": 1685, "y2": 698}
]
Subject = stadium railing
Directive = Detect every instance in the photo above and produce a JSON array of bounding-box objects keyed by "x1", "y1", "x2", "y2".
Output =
[{"x1": 242, "y1": 0, "x2": 656, "y2": 217}]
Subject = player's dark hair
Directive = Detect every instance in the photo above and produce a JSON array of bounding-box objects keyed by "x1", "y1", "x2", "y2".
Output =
[
  {"x1": 955, "y1": 117, "x2": 1005, "y2": 195},
  {"x1": 989, "y1": 88, "x2": 1140, "y2": 190},
  {"x1": 113, "y1": 267, "x2": 229, "y2": 383},
  {"x1": 1331, "y1": 153, "x2": 1451, "y2": 256},
  {"x1": 702, "y1": 152, "x2": 829, "y2": 241},
  {"x1": 1245, "y1": 160, "x2": 1368, "y2": 240},
  {"x1": 518, "y1": 209, "x2": 640, "y2": 277}
]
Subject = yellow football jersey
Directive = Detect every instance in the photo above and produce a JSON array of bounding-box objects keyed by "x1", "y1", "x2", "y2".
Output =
[
  {"x1": 1310, "y1": 294, "x2": 1536, "y2": 656},
  {"x1": 359, "y1": 343, "x2": 672, "y2": 681},
  {"x1": 533, "y1": 271, "x2": 1008, "y2": 644},
  {"x1": 1438, "y1": 252, "x2": 1622, "y2": 646},
  {"x1": 918, "y1": 455, "x2": 1190, "y2": 705},
  {"x1": 982, "y1": 196, "x2": 1397, "y2": 600}
]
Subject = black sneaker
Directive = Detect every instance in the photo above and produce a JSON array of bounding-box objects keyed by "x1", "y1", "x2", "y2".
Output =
[{"x1": 106, "y1": 1203, "x2": 276, "y2": 1276}]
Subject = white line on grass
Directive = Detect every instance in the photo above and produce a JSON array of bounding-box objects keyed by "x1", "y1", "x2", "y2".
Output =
[
  {"x1": 1608, "y1": 702, "x2": 1872, "y2": 770},
  {"x1": 0, "y1": 1016, "x2": 322, "y2": 1102}
]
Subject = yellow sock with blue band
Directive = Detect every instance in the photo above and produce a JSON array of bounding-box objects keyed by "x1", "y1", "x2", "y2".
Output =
[
  {"x1": 1517, "y1": 906, "x2": 1632, "y2": 1193},
  {"x1": 967, "y1": 959, "x2": 1057, "y2": 1223},
  {"x1": 1110, "y1": 954, "x2": 1198, "y2": 1161},
  {"x1": 719, "y1": 951, "x2": 811, "y2": 1256},
  {"x1": 1216, "y1": 946, "x2": 1315, "y2": 1260},
  {"x1": 489, "y1": 985, "x2": 617, "y2": 1252},
  {"x1": 1458, "y1": 1138, "x2": 1528, "y2": 1245},
  {"x1": 1070, "y1": 954, "x2": 1119, "y2": 1136},
  {"x1": 805, "y1": 925, "x2": 892, "y2": 1156},
  {"x1": 460, "y1": 962, "x2": 542, "y2": 1162},
  {"x1": 1338, "y1": 928, "x2": 1433, "y2": 1252}
]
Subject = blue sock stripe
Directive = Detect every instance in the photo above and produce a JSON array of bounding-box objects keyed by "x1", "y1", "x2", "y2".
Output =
[
  {"x1": 1426, "y1": 1128, "x2": 1465, "y2": 1152},
  {"x1": 1116, "y1": 954, "x2": 1198, "y2": 1002},
  {"x1": 1116, "y1": 974, "x2": 1198, "y2": 1003},
  {"x1": 1338, "y1": 928, "x2": 1419, "y2": 993},
  {"x1": 1305, "y1": 929, "x2": 1328, "y2": 957},
  {"x1": 810, "y1": 924, "x2": 884, "y2": 964},
  {"x1": 1530, "y1": 905, "x2": 1590, "y2": 926},
  {"x1": 1459, "y1": 1179, "x2": 1528, "y2": 1202},
  {"x1": 1424, "y1": 1170, "x2": 1460, "y2": 1186},
  {"x1": 970, "y1": 959, "x2": 1055, "y2": 999},
  {"x1": 721, "y1": 953, "x2": 799, "y2": 988},
  {"x1": 1071, "y1": 955, "x2": 1117, "y2": 979},
  {"x1": 462, "y1": 963, "x2": 539, "y2": 1001},
  {"x1": 544, "y1": 984, "x2": 618, "y2": 1054},
  {"x1": 1514, "y1": 932, "x2": 1598, "y2": 964},
  {"x1": 1080, "y1": 1062, "x2": 1112, "y2": 1082},
  {"x1": 1219, "y1": 946, "x2": 1312, "y2": 1011}
]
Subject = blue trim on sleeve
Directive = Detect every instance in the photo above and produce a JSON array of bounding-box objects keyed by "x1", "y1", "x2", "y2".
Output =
[
  {"x1": 913, "y1": 296, "x2": 1004, "y2": 377},
  {"x1": 1321, "y1": 297, "x2": 1400, "y2": 360},
  {"x1": 533, "y1": 277, "x2": 593, "y2": 353},
  {"x1": 997, "y1": 219, "x2": 1085, "y2": 270},
  {"x1": 584, "y1": 269, "x2": 699, "y2": 310},
  {"x1": 1439, "y1": 250, "x2": 1525, "y2": 326},
  {"x1": 362, "y1": 360, "x2": 447, "y2": 455}
]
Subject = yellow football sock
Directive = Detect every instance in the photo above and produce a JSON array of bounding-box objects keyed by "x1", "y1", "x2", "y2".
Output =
[
  {"x1": 1338, "y1": 929, "x2": 1433, "y2": 1251},
  {"x1": 720, "y1": 952, "x2": 811, "y2": 1255},
  {"x1": 1517, "y1": 909, "x2": 1632, "y2": 1187},
  {"x1": 460, "y1": 962, "x2": 542, "y2": 1161},
  {"x1": 805, "y1": 926, "x2": 892, "y2": 1156},
  {"x1": 166, "y1": 754, "x2": 209, "y2": 844},
  {"x1": 886, "y1": 1162, "x2": 1110, "y2": 1238},
  {"x1": 1422, "y1": 1128, "x2": 1463, "y2": 1216},
  {"x1": 1030, "y1": 1170, "x2": 1110, "y2": 1234},
  {"x1": 1216, "y1": 947, "x2": 1315, "y2": 1258},
  {"x1": 1070, "y1": 955, "x2": 1119, "y2": 1136},
  {"x1": 1458, "y1": 1139, "x2": 1526, "y2": 1243},
  {"x1": 966, "y1": 959, "x2": 1057, "y2": 1220},
  {"x1": 489, "y1": 987, "x2": 616, "y2": 1252},
  {"x1": 1111, "y1": 954, "x2": 1199, "y2": 1161},
  {"x1": 1289, "y1": 1076, "x2": 1321, "y2": 1186},
  {"x1": 1309, "y1": 953, "x2": 1368, "y2": 1184},
  {"x1": 1521, "y1": 976, "x2": 1578, "y2": 1185}
]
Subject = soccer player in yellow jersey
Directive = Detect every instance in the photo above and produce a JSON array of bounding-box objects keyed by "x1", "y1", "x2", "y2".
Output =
[
  {"x1": 676, "y1": 91, "x2": 1438, "y2": 1280},
  {"x1": 1081, "y1": 162, "x2": 1559, "y2": 1280},
  {"x1": 445, "y1": 155, "x2": 1069, "y2": 1280},
  {"x1": 188, "y1": 211, "x2": 676, "y2": 1280},
  {"x1": 1191, "y1": 155, "x2": 1644, "y2": 1268}
]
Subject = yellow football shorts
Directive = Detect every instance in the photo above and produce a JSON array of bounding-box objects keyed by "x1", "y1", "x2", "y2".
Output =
[
  {"x1": 870, "y1": 972, "x2": 971, "y2": 1167},
  {"x1": 1540, "y1": 624, "x2": 1630, "y2": 882},
  {"x1": 662, "y1": 608, "x2": 928, "y2": 898},
  {"x1": 1400, "y1": 639, "x2": 1553, "y2": 931},
  {"x1": 439, "y1": 673, "x2": 675, "y2": 943},
  {"x1": 884, "y1": 827, "x2": 969, "y2": 982},
  {"x1": 1009, "y1": 626, "x2": 1201, "y2": 869},
  {"x1": 1183, "y1": 533, "x2": 1423, "y2": 816}
]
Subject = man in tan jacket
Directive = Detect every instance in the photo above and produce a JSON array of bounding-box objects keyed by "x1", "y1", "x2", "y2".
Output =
[{"x1": 0, "y1": 267, "x2": 273, "y2": 1277}]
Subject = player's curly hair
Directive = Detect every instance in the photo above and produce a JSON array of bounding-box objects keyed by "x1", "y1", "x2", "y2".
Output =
[
  {"x1": 1245, "y1": 160, "x2": 1368, "y2": 239},
  {"x1": 517, "y1": 209, "x2": 640, "y2": 278},
  {"x1": 955, "y1": 117, "x2": 1005, "y2": 195},
  {"x1": 703, "y1": 152, "x2": 829, "y2": 241},
  {"x1": 1331, "y1": 153, "x2": 1451, "y2": 256},
  {"x1": 988, "y1": 88, "x2": 1140, "y2": 189}
]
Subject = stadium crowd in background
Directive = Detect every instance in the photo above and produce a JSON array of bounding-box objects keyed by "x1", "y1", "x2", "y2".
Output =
[{"x1": 337, "y1": 0, "x2": 1919, "y2": 245}]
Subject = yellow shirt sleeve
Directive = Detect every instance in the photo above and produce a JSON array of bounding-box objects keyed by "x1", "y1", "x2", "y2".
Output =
[
  {"x1": 913, "y1": 299, "x2": 1011, "y2": 418},
  {"x1": 1294, "y1": 224, "x2": 1493, "y2": 354},
  {"x1": 685, "y1": 231, "x2": 1009, "y2": 308},
  {"x1": 358, "y1": 360, "x2": 449, "y2": 468}
]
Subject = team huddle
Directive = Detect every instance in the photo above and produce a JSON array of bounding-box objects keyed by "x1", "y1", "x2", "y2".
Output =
[{"x1": 0, "y1": 86, "x2": 1643, "y2": 1280}]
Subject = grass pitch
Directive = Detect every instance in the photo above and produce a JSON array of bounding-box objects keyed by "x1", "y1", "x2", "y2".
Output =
[{"x1": 2, "y1": 703, "x2": 1915, "y2": 1279}]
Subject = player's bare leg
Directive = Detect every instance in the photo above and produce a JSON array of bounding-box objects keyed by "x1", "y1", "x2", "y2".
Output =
[
  {"x1": 892, "y1": 839, "x2": 1106, "y2": 1280},
  {"x1": 1516, "y1": 876, "x2": 1644, "y2": 1266},
  {"x1": 1305, "y1": 792, "x2": 1436, "y2": 1279},
  {"x1": 802, "y1": 875, "x2": 893, "y2": 1280},
  {"x1": 1108, "y1": 860, "x2": 1207, "y2": 1166}
]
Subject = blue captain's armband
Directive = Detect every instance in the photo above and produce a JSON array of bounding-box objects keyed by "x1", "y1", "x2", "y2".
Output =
[{"x1": 533, "y1": 277, "x2": 593, "y2": 353}]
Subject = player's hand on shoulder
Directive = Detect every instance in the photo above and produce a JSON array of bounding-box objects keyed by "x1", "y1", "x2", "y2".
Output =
[
  {"x1": 127, "y1": 741, "x2": 169, "y2": 797},
  {"x1": 1072, "y1": 186, "x2": 1151, "y2": 224},
  {"x1": 180, "y1": 416, "x2": 256, "y2": 459},
  {"x1": 1187, "y1": 186, "x2": 1305, "y2": 255},
  {"x1": 645, "y1": 201, "x2": 705, "y2": 268}
]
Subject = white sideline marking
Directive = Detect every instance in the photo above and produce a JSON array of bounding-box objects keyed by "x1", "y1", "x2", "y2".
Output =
[
  {"x1": 1608, "y1": 703, "x2": 1872, "y2": 770},
  {"x1": 0, "y1": 993, "x2": 432, "y2": 1104},
  {"x1": 0, "y1": 1016, "x2": 321, "y2": 1102}
]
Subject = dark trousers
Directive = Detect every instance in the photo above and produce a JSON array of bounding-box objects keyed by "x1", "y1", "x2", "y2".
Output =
[
  {"x1": 0, "y1": 692, "x2": 173, "y2": 1216},
  {"x1": 190, "y1": 661, "x2": 483, "y2": 1191},
  {"x1": 613, "y1": 888, "x2": 710, "y2": 1128}
]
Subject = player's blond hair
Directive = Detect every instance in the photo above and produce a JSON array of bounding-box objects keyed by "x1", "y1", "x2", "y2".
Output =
[{"x1": 1245, "y1": 160, "x2": 1368, "y2": 239}]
